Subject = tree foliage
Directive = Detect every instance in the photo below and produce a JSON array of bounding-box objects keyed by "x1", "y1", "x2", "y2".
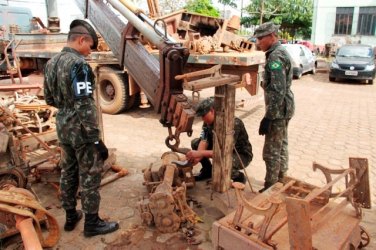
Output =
[
  {"x1": 184, "y1": 0, "x2": 220, "y2": 17},
  {"x1": 242, "y1": 0, "x2": 313, "y2": 39}
]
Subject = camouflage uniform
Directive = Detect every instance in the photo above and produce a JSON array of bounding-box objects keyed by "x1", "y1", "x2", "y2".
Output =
[
  {"x1": 191, "y1": 117, "x2": 253, "y2": 179},
  {"x1": 255, "y1": 23, "x2": 295, "y2": 186},
  {"x1": 44, "y1": 47, "x2": 102, "y2": 214}
]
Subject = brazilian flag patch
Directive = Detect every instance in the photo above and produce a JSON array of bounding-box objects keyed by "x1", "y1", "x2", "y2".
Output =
[{"x1": 269, "y1": 61, "x2": 282, "y2": 70}]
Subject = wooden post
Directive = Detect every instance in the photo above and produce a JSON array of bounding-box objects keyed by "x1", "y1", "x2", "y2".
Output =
[{"x1": 212, "y1": 84, "x2": 236, "y2": 193}]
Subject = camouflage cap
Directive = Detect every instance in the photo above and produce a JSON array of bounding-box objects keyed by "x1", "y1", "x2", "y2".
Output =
[
  {"x1": 69, "y1": 19, "x2": 98, "y2": 50},
  {"x1": 195, "y1": 97, "x2": 214, "y2": 117},
  {"x1": 253, "y1": 22, "x2": 280, "y2": 38}
]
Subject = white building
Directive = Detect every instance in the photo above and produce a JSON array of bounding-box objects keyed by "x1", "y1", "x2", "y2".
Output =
[{"x1": 311, "y1": 0, "x2": 376, "y2": 47}]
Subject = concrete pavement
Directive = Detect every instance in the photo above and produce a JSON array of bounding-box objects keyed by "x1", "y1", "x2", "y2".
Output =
[{"x1": 4, "y1": 71, "x2": 374, "y2": 249}]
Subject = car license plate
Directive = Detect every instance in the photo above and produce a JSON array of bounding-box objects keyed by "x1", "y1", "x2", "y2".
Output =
[{"x1": 345, "y1": 70, "x2": 358, "y2": 76}]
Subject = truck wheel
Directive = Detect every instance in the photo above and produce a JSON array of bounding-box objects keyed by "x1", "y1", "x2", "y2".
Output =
[
  {"x1": 329, "y1": 76, "x2": 336, "y2": 82},
  {"x1": 98, "y1": 67, "x2": 135, "y2": 114}
]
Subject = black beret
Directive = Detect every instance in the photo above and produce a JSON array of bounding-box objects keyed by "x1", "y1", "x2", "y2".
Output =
[
  {"x1": 195, "y1": 97, "x2": 214, "y2": 117},
  {"x1": 253, "y1": 22, "x2": 280, "y2": 38},
  {"x1": 69, "y1": 19, "x2": 98, "y2": 50}
]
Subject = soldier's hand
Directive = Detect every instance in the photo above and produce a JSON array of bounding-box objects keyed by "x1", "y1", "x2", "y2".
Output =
[
  {"x1": 259, "y1": 117, "x2": 271, "y2": 135},
  {"x1": 94, "y1": 140, "x2": 108, "y2": 161}
]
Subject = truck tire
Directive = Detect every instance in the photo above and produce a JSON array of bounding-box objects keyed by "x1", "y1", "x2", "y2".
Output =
[{"x1": 98, "y1": 67, "x2": 135, "y2": 114}]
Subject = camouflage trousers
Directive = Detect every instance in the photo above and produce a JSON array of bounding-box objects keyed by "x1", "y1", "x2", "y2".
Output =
[
  {"x1": 191, "y1": 138, "x2": 250, "y2": 178},
  {"x1": 59, "y1": 142, "x2": 102, "y2": 214},
  {"x1": 263, "y1": 119, "x2": 289, "y2": 185}
]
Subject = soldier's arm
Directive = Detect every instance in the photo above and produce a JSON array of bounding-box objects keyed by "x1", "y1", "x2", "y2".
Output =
[
  {"x1": 43, "y1": 63, "x2": 55, "y2": 107},
  {"x1": 233, "y1": 118, "x2": 243, "y2": 143},
  {"x1": 264, "y1": 53, "x2": 287, "y2": 120},
  {"x1": 70, "y1": 60, "x2": 100, "y2": 142}
]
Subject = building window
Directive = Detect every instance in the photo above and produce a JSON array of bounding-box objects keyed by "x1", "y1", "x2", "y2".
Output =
[
  {"x1": 334, "y1": 7, "x2": 353, "y2": 35},
  {"x1": 357, "y1": 7, "x2": 376, "y2": 36}
]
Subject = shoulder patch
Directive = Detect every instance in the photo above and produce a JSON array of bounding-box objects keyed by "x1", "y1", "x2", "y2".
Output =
[{"x1": 269, "y1": 61, "x2": 282, "y2": 70}]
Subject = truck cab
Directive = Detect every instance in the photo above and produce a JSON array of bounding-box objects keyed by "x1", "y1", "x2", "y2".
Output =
[{"x1": 0, "y1": 6, "x2": 33, "y2": 39}]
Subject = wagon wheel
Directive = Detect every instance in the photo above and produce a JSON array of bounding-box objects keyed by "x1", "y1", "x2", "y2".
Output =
[
  {"x1": 0, "y1": 168, "x2": 27, "y2": 189},
  {"x1": 358, "y1": 225, "x2": 370, "y2": 248}
]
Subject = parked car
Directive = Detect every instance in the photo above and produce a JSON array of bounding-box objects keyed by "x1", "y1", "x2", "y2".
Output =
[
  {"x1": 329, "y1": 44, "x2": 375, "y2": 84},
  {"x1": 282, "y1": 44, "x2": 317, "y2": 79}
]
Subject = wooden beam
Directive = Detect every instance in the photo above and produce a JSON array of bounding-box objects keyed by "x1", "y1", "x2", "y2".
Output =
[{"x1": 212, "y1": 84, "x2": 236, "y2": 193}]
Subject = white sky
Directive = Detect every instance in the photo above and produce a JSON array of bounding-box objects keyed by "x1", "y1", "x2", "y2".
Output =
[{"x1": 2, "y1": 0, "x2": 250, "y2": 32}]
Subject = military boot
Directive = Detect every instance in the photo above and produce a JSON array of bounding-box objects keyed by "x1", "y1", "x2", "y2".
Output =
[
  {"x1": 84, "y1": 213, "x2": 119, "y2": 237},
  {"x1": 232, "y1": 172, "x2": 246, "y2": 184},
  {"x1": 64, "y1": 209, "x2": 83, "y2": 231},
  {"x1": 258, "y1": 182, "x2": 273, "y2": 193},
  {"x1": 194, "y1": 159, "x2": 212, "y2": 181}
]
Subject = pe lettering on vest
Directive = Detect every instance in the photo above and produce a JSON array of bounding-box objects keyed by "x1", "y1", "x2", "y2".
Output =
[{"x1": 74, "y1": 81, "x2": 92, "y2": 98}]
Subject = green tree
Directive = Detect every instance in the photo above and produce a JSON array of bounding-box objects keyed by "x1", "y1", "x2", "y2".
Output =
[
  {"x1": 242, "y1": 0, "x2": 313, "y2": 39},
  {"x1": 184, "y1": 0, "x2": 220, "y2": 17}
]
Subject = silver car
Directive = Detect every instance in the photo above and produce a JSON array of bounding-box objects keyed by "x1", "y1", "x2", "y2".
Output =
[{"x1": 282, "y1": 44, "x2": 317, "y2": 79}]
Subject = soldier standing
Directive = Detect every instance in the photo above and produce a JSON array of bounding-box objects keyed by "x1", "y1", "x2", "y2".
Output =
[
  {"x1": 44, "y1": 19, "x2": 119, "y2": 237},
  {"x1": 253, "y1": 22, "x2": 295, "y2": 193},
  {"x1": 186, "y1": 97, "x2": 253, "y2": 183}
]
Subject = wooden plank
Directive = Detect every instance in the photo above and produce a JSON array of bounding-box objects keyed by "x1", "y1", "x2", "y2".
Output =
[
  {"x1": 349, "y1": 157, "x2": 371, "y2": 208},
  {"x1": 212, "y1": 84, "x2": 235, "y2": 193},
  {"x1": 285, "y1": 197, "x2": 312, "y2": 249},
  {"x1": 212, "y1": 221, "x2": 273, "y2": 250},
  {"x1": 183, "y1": 74, "x2": 240, "y2": 91}
]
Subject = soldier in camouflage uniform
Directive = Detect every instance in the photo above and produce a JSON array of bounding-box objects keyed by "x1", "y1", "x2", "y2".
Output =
[
  {"x1": 253, "y1": 22, "x2": 295, "y2": 193},
  {"x1": 186, "y1": 97, "x2": 253, "y2": 183},
  {"x1": 44, "y1": 19, "x2": 119, "y2": 237}
]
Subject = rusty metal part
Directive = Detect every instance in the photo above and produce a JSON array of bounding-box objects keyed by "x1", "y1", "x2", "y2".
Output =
[
  {"x1": 140, "y1": 152, "x2": 198, "y2": 233},
  {"x1": 100, "y1": 165, "x2": 128, "y2": 187},
  {"x1": 0, "y1": 84, "x2": 42, "y2": 91},
  {"x1": 0, "y1": 168, "x2": 27, "y2": 189},
  {"x1": 0, "y1": 106, "x2": 55, "y2": 156},
  {"x1": 149, "y1": 164, "x2": 181, "y2": 233},
  {"x1": 47, "y1": 17, "x2": 60, "y2": 33},
  {"x1": 147, "y1": 0, "x2": 161, "y2": 18},
  {"x1": 359, "y1": 225, "x2": 370, "y2": 248},
  {"x1": 0, "y1": 186, "x2": 60, "y2": 247},
  {"x1": 212, "y1": 158, "x2": 371, "y2": 249},
  {"x1": 1, "y1": 95, "x2": 61, "y2": 193}
]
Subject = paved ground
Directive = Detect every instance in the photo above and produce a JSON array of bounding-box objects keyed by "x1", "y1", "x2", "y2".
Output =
[{"x1": 3, "y1": 70, "x2": 375, "y2": 249}]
